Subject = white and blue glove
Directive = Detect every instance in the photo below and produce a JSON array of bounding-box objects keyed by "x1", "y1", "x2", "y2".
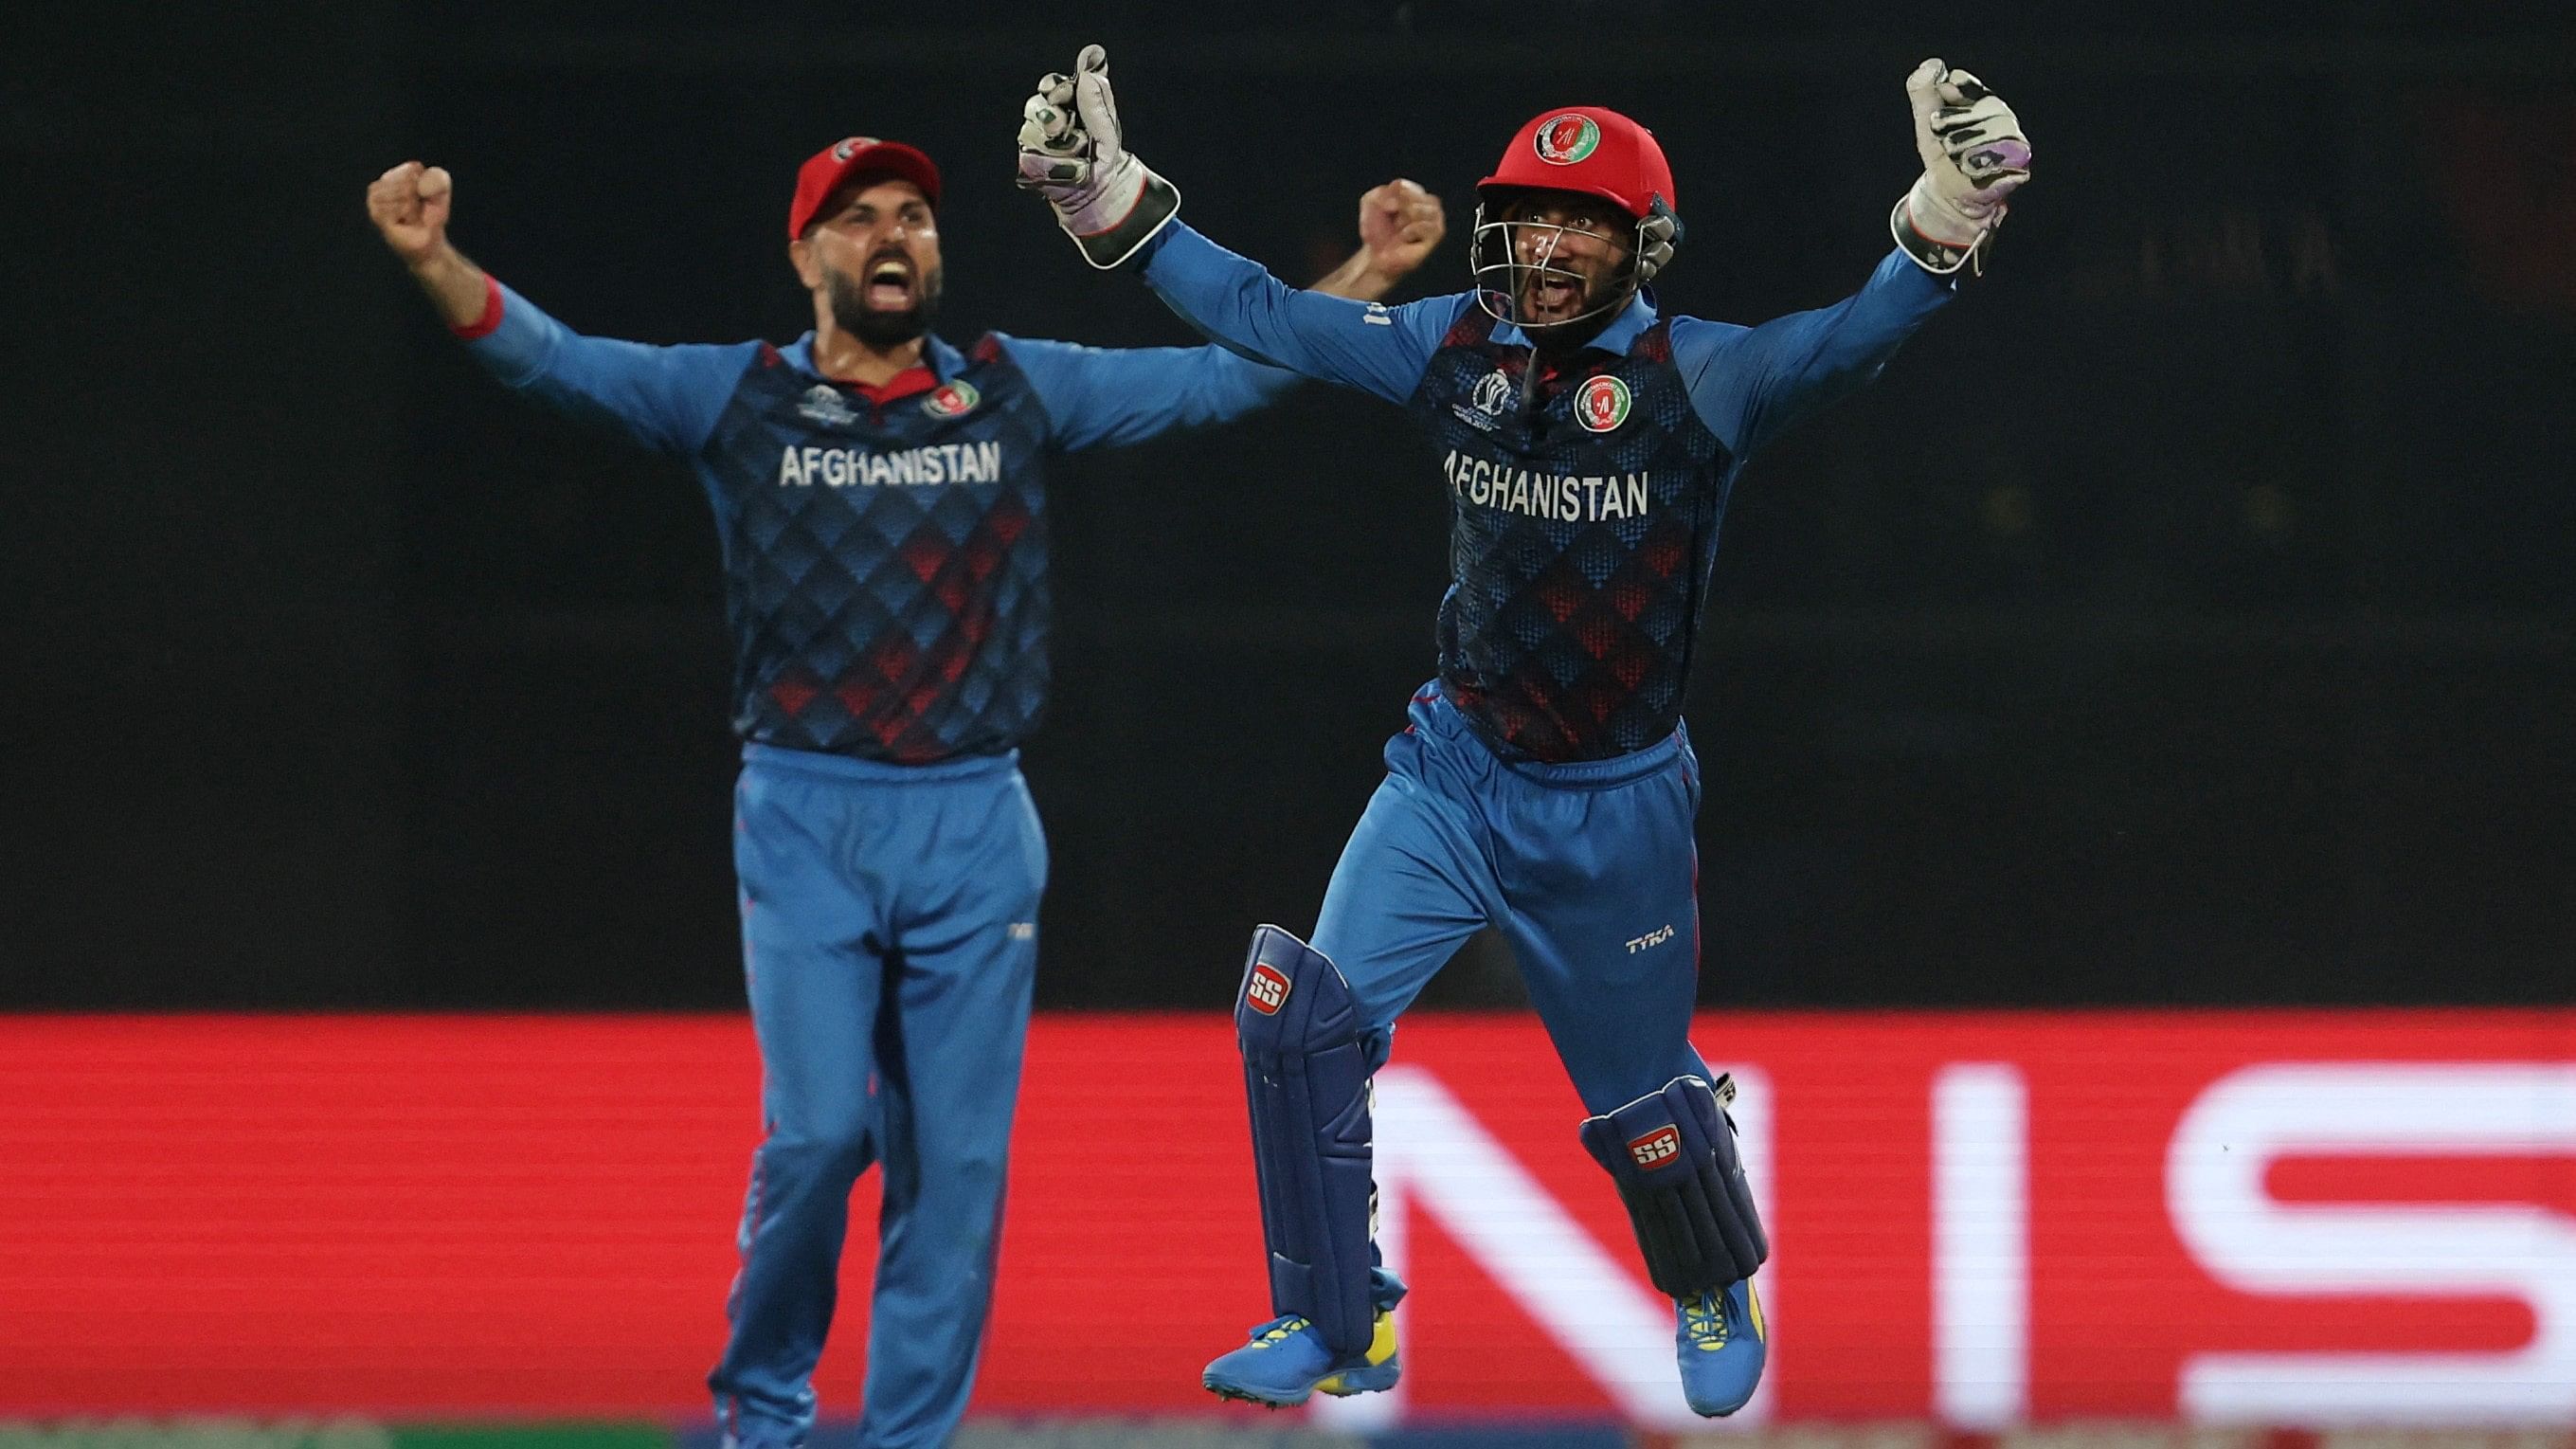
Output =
[
  {"x1": 1891, "y1": 58, "x2": 2032, "y2": 277},
  {"x1": 1015, "y1": 45, "x2": 1181, "y2": 269},
  {"x1": 1636, "y1": 207, "x2": 1680, "y2": 285}
]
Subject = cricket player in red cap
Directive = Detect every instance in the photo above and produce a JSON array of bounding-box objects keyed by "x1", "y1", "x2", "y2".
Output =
[
  {"x1": 369, "y1": 131, "x2": 1443, "y2": 1448},
  {"x1": 1018, "y1": 45, "x2": 2029, "y2": 1419}
]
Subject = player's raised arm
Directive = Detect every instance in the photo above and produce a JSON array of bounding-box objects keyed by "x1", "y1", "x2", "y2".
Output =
[
  {"x1": 367, "y1": 161, "x2": 752, "y2": 458},
  {"x1": 369, "y1": 161, "x2": 487, "y2": 326},
  {"x1": 1000, "y1": 178, "x2": 1448, "y2": 452},
  {"x1": 1675, "y1": 59, "x2": 2033, "y2": 458},
  {"x1": 1314, "y1": 179, "x2": 1448, "y2": 304},
  {"x1": 1013, "y1": 45, "x2": 1467, "y2": 406}
]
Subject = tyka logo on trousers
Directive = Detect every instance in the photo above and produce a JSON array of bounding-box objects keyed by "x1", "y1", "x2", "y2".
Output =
[
  {"x1": 1626, "y1": 924, "x2": 1675, "y2": 954},
  {"x1": 1245, "y1": 962, "x2": 1291, "y2": 1016}
]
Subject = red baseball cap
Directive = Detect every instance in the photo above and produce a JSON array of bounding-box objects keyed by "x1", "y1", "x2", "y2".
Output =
[
  {"x1": 787, "y1": 136, "x2": 943, "y2": 239},
  {"x1": 1478, "y1": 107, "x2": 1677, "y2": 220}
]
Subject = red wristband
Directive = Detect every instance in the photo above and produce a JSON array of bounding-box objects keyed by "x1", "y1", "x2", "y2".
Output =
[{"x1": 450, "y1": 273, "x2": 505, "y2": 340}]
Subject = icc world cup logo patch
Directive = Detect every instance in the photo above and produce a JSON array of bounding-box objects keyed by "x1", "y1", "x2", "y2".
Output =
[
  {"x1": 1534, "y1": 113, "x2": 1601, "y2": 165},
  {"x1": 922, "y1": 380, "x2": 981, "y2": 418},
  {"x1": 1575, "y1": 374, "x2": 1631, "y2": 433}
]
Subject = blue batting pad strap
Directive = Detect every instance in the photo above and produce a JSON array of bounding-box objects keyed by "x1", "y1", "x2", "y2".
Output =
[
  {"x1": 1578, "y1": 1075, "x2": 1769, "y2": 1298},
  {"x1": 1236, "y1": 924, "x2": 1377, "y2": 1357}
]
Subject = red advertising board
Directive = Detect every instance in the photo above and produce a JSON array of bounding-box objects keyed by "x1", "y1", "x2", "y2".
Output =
[{"x1": 2, "y1": 1012, "x2": 2571, "y2": 1426}]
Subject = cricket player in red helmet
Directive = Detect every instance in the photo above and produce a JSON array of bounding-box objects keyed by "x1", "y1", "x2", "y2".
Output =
[{"x1": 1018, "y1": 47, "x2": 2028, "y2": 1422}]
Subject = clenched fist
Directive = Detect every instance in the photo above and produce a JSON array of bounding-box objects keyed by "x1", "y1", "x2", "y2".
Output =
[
  {"x1": 1358, "y1": 179, "x2": 1446, "y2": 281},
  {"x1": 368, "y1": 161, "x2": 455, "y2": 267}
]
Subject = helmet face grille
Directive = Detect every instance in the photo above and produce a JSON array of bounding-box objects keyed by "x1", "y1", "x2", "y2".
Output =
[{"x1": 1468, "y1": 203, "x2": 1648, "y2": 332}]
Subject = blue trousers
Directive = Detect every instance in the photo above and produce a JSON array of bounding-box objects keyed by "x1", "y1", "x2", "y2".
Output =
[
  {"x1": 710, "y1": 743, "x2": 1048, "y2": 1449},
  {"x1": 1312, "y1": 684, "x2": 1713, "y2": 1114}
]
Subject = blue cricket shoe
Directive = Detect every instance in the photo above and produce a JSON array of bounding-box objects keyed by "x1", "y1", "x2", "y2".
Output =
[
  {"x1": 1201, "y1": 1269, "x2": 1406, "y2": 1408},
  {"x1": 1674, "y1": 1277, "x2": 1767, "y2": 1417}
]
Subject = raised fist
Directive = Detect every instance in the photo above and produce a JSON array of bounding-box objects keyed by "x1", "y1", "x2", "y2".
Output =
[
  {"x1": 368, "y1": 161, "x2": 455, "y2": 266},
  {"x1": 1359, "y1": 178, "x2": 1446, "y2": 281}
]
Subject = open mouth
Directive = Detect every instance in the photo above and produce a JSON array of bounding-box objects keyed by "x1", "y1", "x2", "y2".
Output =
[
  {"x1": 1522, "y1": 273, "x2": 1581, "y2": 320},
  {"x1": 863, "y1": 255, "x2": 915, "y2": 311}
]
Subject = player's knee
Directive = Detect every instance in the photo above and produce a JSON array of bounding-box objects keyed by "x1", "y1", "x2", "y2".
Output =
[
  {"x1": 933, "y1": 1143, "x2": 1009, "y2": 1204},
  {"x1": 887, "y1": 1133, "x2": 1010, "y2": 1218},
  {"x1": 1235, "y1": 925, "x2": 1361, "y2": 1059},
  {"x1": 763, "y1": 1110, "x2": 873, "y2": 1181}
]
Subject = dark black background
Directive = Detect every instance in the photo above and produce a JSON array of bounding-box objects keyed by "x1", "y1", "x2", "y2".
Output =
[{"x1": 9, "y1": 2, "x2": 2572, "y2": 1011}]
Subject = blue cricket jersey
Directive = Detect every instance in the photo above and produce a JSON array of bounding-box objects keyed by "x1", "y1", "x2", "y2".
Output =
[
  {"x1": 1140, "y1": 222, "x2": 1954, "y2": 762},
  {"x1": 458, "y1": 281, "x2": 1301, "y2": 762}
]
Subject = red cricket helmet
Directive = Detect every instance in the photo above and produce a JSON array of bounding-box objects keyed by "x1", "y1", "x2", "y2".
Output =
[
  {"x1": 1470, "y1": 106, "x2": 1682, "y2": 333},
  {"x1": 787, "y1": 136, "x2": 943, "y2": 240},
  {"x1": 1477, "y1": 106, "x2": 1677, "y2": 219}
]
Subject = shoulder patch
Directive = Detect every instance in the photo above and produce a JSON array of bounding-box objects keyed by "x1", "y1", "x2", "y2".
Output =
[
  {"x1": 757, "y1": 342, "x2": 784, "y2": 369},
  {"x1": 970, "y1": 334, "x2": 1007, "y2": 364},
  {"x1": 1632, "y1": 319, "x2": 1675, "y2": 365}
]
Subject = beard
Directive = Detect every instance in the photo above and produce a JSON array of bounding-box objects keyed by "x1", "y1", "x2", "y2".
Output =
[{"x1": 826, "y1": 261, "x2": 943, "y2": 347}]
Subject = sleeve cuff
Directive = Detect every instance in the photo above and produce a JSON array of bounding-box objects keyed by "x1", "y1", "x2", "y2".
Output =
[{"x1": 450, "y1": 273, "x2": 505, "y2": 340}]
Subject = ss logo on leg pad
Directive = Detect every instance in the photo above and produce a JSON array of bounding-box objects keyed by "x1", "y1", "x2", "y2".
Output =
[
  {"x1": 1245, "y1": 962, "x2": 1292, "y2": 1016},
  {"x1": 1628, "y1": 1126, "x2": 1682, "y2": 1168}
]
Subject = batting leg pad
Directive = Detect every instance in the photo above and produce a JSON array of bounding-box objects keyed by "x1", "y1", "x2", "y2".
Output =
[
  {"x1": 1578, "y1": 1074, "x2": 1769, "y2": 1299},
  {"x1": 1236, "y1": 925, "x2": 1377, "y2": 1358}
]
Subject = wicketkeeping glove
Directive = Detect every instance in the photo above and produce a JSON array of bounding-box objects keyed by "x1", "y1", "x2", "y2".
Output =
[
  {"x1": 1015, "y1": 45, "x2": 1180, "y2": 269},
  {"x1": 1891, "y1": 58, "x2": 2032, "y2": 277},
  {"x1": 1636, "y1": 205, "x2": 1680, "y2": 285}
]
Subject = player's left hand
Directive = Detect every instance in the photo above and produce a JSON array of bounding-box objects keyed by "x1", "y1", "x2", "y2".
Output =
[
  {"x1": 1358, "y1": 178, "x2": 1446, "y2": 280},
  {"x1": 1891, "y1": 58, "x2": 2032, "y2": 277},
  {"x1": 1014, "y1": 44, "x2": 1181, "y2": 269}
]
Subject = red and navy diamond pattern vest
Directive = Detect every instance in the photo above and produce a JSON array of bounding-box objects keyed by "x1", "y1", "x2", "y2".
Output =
[
  {"x1": 1410, "y1": 309, "x2": 1734, "y2": 763},
  {"x1": 703, "y1": 337, "x2": 1051, "y2": 762}
]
